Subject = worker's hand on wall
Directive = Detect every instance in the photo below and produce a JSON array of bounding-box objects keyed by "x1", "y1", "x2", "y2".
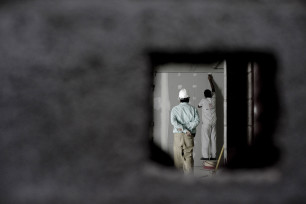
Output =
[{"x1": 208, "y1": 74, "x2": 213, "y2": 81}]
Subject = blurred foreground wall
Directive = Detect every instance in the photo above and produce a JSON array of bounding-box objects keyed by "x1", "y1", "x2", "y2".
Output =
[{"x1": 0, "y1": 1, "x2": 305, "y2": 203}]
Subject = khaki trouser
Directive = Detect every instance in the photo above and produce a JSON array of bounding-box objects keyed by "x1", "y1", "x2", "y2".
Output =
[{"x1": 173, "y1": 133, "x2": 194, "y2": 174}]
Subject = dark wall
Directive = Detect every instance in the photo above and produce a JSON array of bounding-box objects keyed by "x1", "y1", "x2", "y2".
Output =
[
  {"x1": 226, "y1": 53, "x2": 280, "y2": 168},
  {"x1": 226, "y1": 57, "x2": 249, "y2": 166}
]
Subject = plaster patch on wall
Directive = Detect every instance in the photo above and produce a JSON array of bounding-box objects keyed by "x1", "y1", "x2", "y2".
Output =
[
  {"x1": 193, "y1": 97, "x2": 197, "y2": 100},
  {"x1": 178, "y1": 73, "x2": 181, "y2": 76},
  {"x1": 193, "y1": 85, "x2": 197, "y2": 88},
  {"x1": 193, "y1": 73, "x2": 197, "y2": 76},
  {"x1": 178, "y1": 84, "x2": 182, "y2": 89}
]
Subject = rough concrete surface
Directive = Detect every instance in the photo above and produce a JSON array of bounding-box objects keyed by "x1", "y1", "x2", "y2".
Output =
[{"x1": 0, "y1": 0, "x2": 305, "y2": 203}]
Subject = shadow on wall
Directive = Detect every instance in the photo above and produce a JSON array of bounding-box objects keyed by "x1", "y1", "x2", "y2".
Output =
[
  {"x1": 149, "y1": 51, "x2": 280, "y2": 170},
  {"x1": 214, "y1": 78, "x2": 224, "y2": 164}
]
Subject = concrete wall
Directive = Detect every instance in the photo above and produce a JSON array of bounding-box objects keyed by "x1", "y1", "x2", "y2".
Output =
[{"x1": 1, "y1": 0, "x2": 306, "y2": 203}]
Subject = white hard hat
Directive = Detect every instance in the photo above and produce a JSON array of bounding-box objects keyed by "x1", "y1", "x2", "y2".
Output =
[{"x1": 179, "y1": 89, "x2": 189, "y2": 99}]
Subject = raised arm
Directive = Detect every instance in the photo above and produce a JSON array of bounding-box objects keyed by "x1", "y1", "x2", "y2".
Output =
[{"x1": 208, "y1": 74, "x2": 215, "y2": 93}]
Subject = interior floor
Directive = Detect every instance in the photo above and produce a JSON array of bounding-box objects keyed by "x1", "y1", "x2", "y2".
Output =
[{"x1": 193, "y1": 164, "x2": 223, "y2": 179}]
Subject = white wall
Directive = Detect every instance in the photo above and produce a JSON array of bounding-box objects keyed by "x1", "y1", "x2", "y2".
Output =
[{"x1": 153, "y1": 62, "x2": 225, "y2": 166}]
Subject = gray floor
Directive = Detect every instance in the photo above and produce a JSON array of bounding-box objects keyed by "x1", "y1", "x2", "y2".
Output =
[
  {"x1": 194, "y1": 165, "x2": 214, "y2": 179},
  {"x1": 193, "y1": 163, "x2": 223, "y2": 179}
]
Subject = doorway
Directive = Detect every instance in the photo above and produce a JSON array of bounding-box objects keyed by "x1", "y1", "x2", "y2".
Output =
[{"x1": 152, "y1": 62, "x2": 225, "y2": 167}]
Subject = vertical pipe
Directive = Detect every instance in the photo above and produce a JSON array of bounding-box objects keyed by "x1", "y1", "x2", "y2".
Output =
[
  {"x1": 224, "y1": 60, "x2": 227, "y2": 163},
  {"x1": 253, "y1": 63, "x2": 259, "y2": 138},
  {"x1": 247, "y1": 63, "x2": 254, "y2": 145}
]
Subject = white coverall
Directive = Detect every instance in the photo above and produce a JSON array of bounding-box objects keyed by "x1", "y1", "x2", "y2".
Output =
[{"x1": 198, "y1": 92, "x2": 217, "y2": 159}]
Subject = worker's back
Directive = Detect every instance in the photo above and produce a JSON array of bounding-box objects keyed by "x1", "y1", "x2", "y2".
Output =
[
  {"x1": 199, "y1": 93, "x2": 217, "y2": 125},
  {"x1": 171, "y1": 102, "x2": 199, "y2": 134}
]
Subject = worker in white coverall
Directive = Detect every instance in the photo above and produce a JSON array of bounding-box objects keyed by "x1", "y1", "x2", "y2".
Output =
[
  {"x1": 171, "y1": 89, "x2": 200, "y2": 174},
  {"x1": 198, "y1": 74, "x2": 217, "y2": 160}
]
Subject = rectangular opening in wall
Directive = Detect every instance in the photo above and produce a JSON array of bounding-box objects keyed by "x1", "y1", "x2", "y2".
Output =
[{"x1": 149, "y1": 52, "x2": 280, "y2": 175}]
